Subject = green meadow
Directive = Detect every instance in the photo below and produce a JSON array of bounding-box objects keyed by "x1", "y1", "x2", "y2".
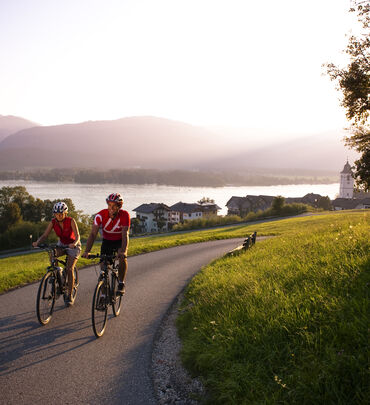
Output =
[{"x1": 176, "y1": 211, "x2": 369, "y2": 404}]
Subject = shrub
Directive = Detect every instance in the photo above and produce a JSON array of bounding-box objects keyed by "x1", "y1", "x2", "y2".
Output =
[{"x1": 0, "y1": 221, "x2": 53, "y2": 250}]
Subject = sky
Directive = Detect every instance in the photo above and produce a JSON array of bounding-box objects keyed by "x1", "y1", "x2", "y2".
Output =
[{"x1": 0, "y1": 0, "x2": 360, "y2": 137}]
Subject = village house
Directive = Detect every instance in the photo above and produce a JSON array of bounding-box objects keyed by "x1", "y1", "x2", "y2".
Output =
[
  {"x1": 332, "y1": 198, "x2": 370, "y2": 210},
  {"x1": 133, "y1": 201, "x2": 221, "y2": 233},
  {"x1": 226, "y1": 193, "x2": 324, "y2": 216},
  {"x1": 133, "y1": 203, "x2": 171, "y2": 232},
  {"x1": 169, "y1": 201, "x2": 221, "y2": 222},
  {"x1": 170, "y1": 202, "x2": 204, "y2": 222}
]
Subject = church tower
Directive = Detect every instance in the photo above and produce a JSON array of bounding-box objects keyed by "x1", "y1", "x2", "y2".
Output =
[{"x1": 339, "y1": 161, "x2": 354, "y2": 198}]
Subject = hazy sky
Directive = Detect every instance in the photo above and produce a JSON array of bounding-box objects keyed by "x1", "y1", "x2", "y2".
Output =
[{"x1": 0, "y1": 0, "x2": 359, "y2": 134}]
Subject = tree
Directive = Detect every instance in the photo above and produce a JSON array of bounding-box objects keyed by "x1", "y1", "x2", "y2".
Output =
[
  {"x1": 23, "y1": 196, "x2": 45, "y2": 222},
  {"x1": 153, "y1": 210, "x2": 167, "y2": 232},
  {"x1": 317, "y1": 196, "x2": 333, "y2": 211},
  {"x1": 198, "y1": 197, "x2": 215, "y2": 204},
  {"x1": 130, "y1": 217, "x2": 143, "y2": 234},
  {"x1": 325, "y1": 1, "x2": 370, "y2": 190},
  {"x1": 0, "y1": 186, "x2": 30, "y2": 215},
  {"x1": 0, "y1": 202, "x2": 22, "y2": 232},
  {"x1": 272, "y1": 196, "x2": 285, "y2": 214}
]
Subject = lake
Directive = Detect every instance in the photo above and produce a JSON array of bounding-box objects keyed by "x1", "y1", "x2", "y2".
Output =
[{"x1": 0, "y1": 181, "x2": 340, "y2": 217}]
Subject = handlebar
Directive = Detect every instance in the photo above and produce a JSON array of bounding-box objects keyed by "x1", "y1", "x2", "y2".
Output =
[
  {"x1": 33, "y1": 243, "x2": 58, "y2": 250},
  {"x1": 87, "y1": 254, "x2": 101, "y2": 259},
  {"x1": 87, "y1": 253, "x2": 116, "y2": 260}
]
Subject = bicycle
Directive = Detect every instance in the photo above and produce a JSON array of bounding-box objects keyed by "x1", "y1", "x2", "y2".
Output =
[
  {"x1": 87, "y1": 253, "x2": 123, "y2": 338},
  {"x1": 35, "y1": 243, "x2": 79, "y2": 325}
]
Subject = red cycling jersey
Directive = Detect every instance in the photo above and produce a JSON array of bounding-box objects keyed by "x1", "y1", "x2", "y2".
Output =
[
  {"x1": 94, "y1": 209, "x2": 130, "y2": 241},
  {"x1": 52, "y1": 217, "x2": 76, "y2": 245}
]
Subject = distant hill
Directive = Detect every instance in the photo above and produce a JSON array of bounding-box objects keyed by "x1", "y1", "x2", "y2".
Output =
[
  {"x1": 200, "y1": 130, "x2": 359, "y2": 173},
  {"x1": 0, "y1": 115, "x2": 39, "y2": 143},
  {"x1": 0, "y1": 115, "x2": 357, "y2": 173},
  {"x1": 0, "y1": 116, "x2": 230, "y2": 170}
]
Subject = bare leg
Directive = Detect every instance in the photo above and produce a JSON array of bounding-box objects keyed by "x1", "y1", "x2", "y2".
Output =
[
  {"x1": 66, "y1": 255, "x2": 78, "y2": 298},
  {"x1": 118, "y1": 257, "x2": 127, "y2": 283}
]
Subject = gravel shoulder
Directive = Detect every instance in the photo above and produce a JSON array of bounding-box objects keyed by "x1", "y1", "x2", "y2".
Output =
[
  {"x1": 151, "y1": 236, "x2": 272, "y2": 404},
  {"x1": 152, "y1": 292, "x2": 205, "y2": 405}
]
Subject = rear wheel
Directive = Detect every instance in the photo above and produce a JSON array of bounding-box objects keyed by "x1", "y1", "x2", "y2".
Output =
[
  {"x1": 71, "y1": 267, "x2": 78, "y2": 301},
  {"x1": 36, "y1": 272, "x2": 56, "y2": 325},
  {"x1": 92, "y1": 280, "x2": 108, "y2": 338},
  {"x1": 111, "y1": 273, "x2": 122, "y2": 317}
]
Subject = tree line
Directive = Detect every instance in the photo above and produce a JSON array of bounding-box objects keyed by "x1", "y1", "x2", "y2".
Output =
[
  {"x1": 0, "y1": 186, "x2": 92, "y2": 250},
  {"x1": 0, "y1": 168, "x2": 335, "y2": 187}
]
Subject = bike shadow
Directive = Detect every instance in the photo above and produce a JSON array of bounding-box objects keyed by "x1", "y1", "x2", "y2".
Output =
[
  {"x1": 82, "y1": 313, "x2": 167, "y2": 404},
  {"x1": 0, "y1": 306, "x2": 95, "y2": 376}
]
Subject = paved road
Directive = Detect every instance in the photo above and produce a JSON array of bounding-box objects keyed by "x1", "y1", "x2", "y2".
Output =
[{"x1": 0, "y1": 238, "x2": 245, "y2": 405}]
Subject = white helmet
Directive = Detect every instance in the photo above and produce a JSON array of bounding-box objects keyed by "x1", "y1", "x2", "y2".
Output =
[{"x1": 53, "y1": 201, "x2": 68, "y2": 214}]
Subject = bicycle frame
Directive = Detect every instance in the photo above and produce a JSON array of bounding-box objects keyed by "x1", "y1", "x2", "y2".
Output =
[
  {"x1": 89, "y1": 252, "x2": 122, "y2": 337},
  {"x1": 93, "y1": 254, "x2": 118, "y2": 306},
  {"x1": 36, "y1": 243, "x2": 79, "y2": 325},
  {"x1": 40, "y1": 244, "x2": 67, "y2": 295}
]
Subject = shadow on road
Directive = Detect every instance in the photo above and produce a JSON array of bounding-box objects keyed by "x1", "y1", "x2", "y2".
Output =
[
  {"x1": 0, "y1": 307, "x2": 95, "y2": 376},
  {"x1": 83, "y1": 316, "x2": 160, "y2": 405}
]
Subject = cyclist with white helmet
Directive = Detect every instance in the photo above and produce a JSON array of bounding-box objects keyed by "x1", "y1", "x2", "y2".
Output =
[
  {"x1": 33, "y1": 201, "x2": 81, "y2": 306},
  {"x1": 82, "y1": 193, "x2": 130, "y2": 295}
]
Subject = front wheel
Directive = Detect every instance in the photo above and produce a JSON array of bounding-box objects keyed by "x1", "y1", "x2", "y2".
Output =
[
  {"x1": 111, "y1": 273, "x2": 122, "y2": 317},
  {"x1": 92, "y1": 280, "x2": 108, "y2": 338},
  {"x1": 36, "y1": 272, "x2": 56, "y2": 325}
]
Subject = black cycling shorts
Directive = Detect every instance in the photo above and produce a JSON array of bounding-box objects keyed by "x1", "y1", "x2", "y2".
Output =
[{"x1": 101, "y1": 239, "x2": 122, "y2": 257}]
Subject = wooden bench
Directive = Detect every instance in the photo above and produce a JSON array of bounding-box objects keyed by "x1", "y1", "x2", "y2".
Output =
[{"x1": 226, "y1": 231, "x2": 257, "y2": 256}]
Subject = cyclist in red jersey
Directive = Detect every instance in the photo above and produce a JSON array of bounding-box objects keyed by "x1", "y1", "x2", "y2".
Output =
[
  {"x1": 82, "y1": 193, "x2": 130, "y2": 295},
  {"x1": 33, "y1": 202, "x2": 81, "y2": 306}
]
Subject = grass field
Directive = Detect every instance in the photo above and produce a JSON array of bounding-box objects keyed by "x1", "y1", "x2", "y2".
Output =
[{"x1": 176, "y1": 210, "x2": 369, "y2": 404}]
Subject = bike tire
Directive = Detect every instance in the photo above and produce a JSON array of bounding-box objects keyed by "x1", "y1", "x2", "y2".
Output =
[
  {"x1": 71, "y1": 267, "x2": 78, "y2": 301},
  {"x1": 111, "y1": 272, "x2": 122, "y2": 317},
  {"x1": 36, "y1": 272, "x2": 56, "y2": 325},
  {"x1": 92, "y1": 280, "x2": 108, "y2": 338}
]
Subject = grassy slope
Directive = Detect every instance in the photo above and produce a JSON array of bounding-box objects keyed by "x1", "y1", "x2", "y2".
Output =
[{"x1": 177, "y1": 211, "x2": 369, "y2": 404}]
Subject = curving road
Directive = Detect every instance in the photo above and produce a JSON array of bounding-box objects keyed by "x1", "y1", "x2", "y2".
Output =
[{"x1": 0, "y1": 238, "x2": 245, "y2": 404}]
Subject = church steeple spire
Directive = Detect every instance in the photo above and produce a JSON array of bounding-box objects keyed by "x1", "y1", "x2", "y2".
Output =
[{"x1": 339, "y1": 160, "x2": 354, "y2": 198}]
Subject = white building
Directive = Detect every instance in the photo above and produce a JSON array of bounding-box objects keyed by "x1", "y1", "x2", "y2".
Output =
[
  {"x1": 133, "y1": 201, "x2": 221, "y2": 233},
  {"x1": 170, "y1": 202, "x2": 204, "y2": 222},
  {"x1": 133, "y1": 203, "x2": 171, "y2": 232},
  {"x1": 339, "y1": 161, "x2": 354, "y2": 199}
]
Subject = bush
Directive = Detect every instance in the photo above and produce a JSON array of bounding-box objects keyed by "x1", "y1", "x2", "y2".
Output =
[
  {"x1": 280, "y1": 202, "x2": 310, "y2": 216},
  {"x1": 0, "y1": 216, "x2": 92, "y2": 251},
  {"x1": 171, "y1": 203, "x2": 310, "y2": 233},
  {"x1": 0, "y1": 221, "x2": 53, "y2": 250},
  {"x1": 172, "y1": 215, "x2": 242, "y2": 231}
]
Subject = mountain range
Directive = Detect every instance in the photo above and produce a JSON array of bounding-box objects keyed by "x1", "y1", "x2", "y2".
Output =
[
  {"x1": 0, "y1": 115, "x2": 39, "y2": 143},
  {"x1": 0, "y1": 115, "x2": 357, "y2": 174}
]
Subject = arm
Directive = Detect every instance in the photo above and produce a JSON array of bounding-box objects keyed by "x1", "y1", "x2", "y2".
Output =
[
  {"x1": 82, "y1": 224, "x2": 99, "y2": 258},
  {"x1": 69, "y1": 218, "x2": 81, "y2": 248},
  {"x1": 118, "y1": 226, "x2": 129, "y2": 257},
  {"x1": 32, "y1": 222, "x2": 53, "y2": 247}
]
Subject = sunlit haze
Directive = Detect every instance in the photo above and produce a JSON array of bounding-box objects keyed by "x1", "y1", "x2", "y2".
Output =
[{"x1": 0, "y1": 0, "x2": 358, "y2": 138}]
